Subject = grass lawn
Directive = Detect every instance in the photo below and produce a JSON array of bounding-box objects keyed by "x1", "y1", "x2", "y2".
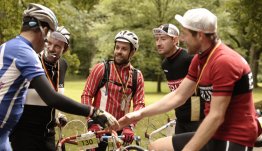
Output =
[{"x1": 60, "y1": 80, "x2": 262, "y2": 150}]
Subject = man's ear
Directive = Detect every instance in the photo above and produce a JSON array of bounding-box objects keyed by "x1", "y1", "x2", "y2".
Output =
[
  {"x1": 130, "y1": 49, "x2": 136, "y2": 58},
  {"x1": 62, "y1": 44, "x2": 69, "y2": 54},
  {"x1": 43, "y1": 27, "x2": 50, "y2": 37},
  {"x1": 173, "y1": 37, "x2": 179, "y2": 46},
  {"x1": 198, "y1": 32, "x2": 205, "y2": 40}
]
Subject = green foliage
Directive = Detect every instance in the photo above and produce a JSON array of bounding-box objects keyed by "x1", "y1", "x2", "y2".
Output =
[
  {"x1": 63, "y1": 50, "x2": 80, "y2": 75},
  {"x1": 0, "y1": 0, "x2": 23, "y2": 43},
  {"x1": 224, "y1": 0, "x2": 262, "y2": 87},
  {"x1": 1, "y1": 0, "x2": 261, "y2": 85},
  {"x1": 54, "y1": 0, "x2": 99, "y2": 76},
  {"x1": 0, "y1": 0, "x2": 98, "y2": 77},
  {"x1": 87, "y1": 0, "x2": 240, "y2": 81},
  {"x1": 88, "y1": 0, "x2": 182, "y2": 80}
]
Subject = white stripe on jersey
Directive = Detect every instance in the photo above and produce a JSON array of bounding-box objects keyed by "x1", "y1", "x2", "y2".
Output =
[
  {"x1": 0, "y1": 49, "x2": 30, "y2": 127},
  {"x1": 0, "y1": 43, "x2": 5, "y2": 68},
  {"x1": 25, "y1": 87, "x2": 64, "y2": 106},
  {"x1": 0, "y1": 58, "x2": 21, "y2": 104},
  {"x1": 25, "y1": 89, "x2": 48, "y2": 106},
  {"x1": 99, "y1": 86, "x2": 108, "y2": 110},
  {"x1": 0, "y1": 79, "x2": 27, "y2": 128}
]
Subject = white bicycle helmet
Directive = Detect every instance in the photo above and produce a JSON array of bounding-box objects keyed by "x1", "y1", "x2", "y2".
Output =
[
  {"x1": 23, "y1": 3, "x2": 58, "y2": 31},
  {"x1": 115, "y1": 30, "x2": 139, "y2": 51}
]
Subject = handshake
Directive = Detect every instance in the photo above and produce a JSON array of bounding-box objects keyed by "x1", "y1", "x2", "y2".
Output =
[
  {"x1": 55, "y1": 108, "x2": 120, "y2": 129},
  {"x1": 90, "y1": 107, "x2": 142, "y2": 130},
  {"x1": 89, "y1": 108, "x2": 135, "y2": 145},
  {"x1": 90, "y1": 107, "x2": 119, "y2": 129}
]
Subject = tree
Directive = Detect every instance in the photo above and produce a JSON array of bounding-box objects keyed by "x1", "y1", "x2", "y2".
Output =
[
  {"x1": 89, "y1": 0, "x2": 225, "y2": 92},
  {"x1": 55, "y1": 0, "x2": 99, "y2": 77},
  {"x1": 225, "y1": 0, "x2": 262, "y2": 87},
  {"x1": 0, "y1": 0, "x2": 83, "y2": 76},
  {"x1": 0, "y1": 0, "x2": 23, "y2": 44}
]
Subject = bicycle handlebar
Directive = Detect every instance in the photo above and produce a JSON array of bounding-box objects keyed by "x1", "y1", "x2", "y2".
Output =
[{"x1": 56, "y1": 129, "x2": 141, "y2": 151}]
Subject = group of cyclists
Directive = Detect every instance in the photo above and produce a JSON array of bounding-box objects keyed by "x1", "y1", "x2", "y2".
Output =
[{"x1": 0, "y1": 2, "x2": 261, "y2": 151}]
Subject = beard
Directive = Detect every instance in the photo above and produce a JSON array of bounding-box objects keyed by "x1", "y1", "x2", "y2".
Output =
[
  {"x1": 187, "y1": 44, "x2": 200, "y2": 55},
  {"x1": 114, "y1": 55, "x2": 130, "y2": 66}
]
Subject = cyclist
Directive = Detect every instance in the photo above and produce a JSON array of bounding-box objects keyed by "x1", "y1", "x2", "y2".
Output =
[
  {"x1": 118, "y1": 8, "x2": 259, "y2": 151},
  {"x1": 81, "y1": 30, "x2": 145, "y2": 150},
  {"x1": 10, "y1": 26, "x2": 71, "y2": 151},
  {"x1": 153, "y1": 23, "x2": 204, "y2": 134},
  {"x1": 0, "y1": 3, "x2": 118, "y2": 150}
]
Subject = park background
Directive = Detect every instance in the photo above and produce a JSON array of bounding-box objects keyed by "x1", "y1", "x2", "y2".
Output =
[{"x1": 1, "y1": 0, "x2": 262, "y2": 150}]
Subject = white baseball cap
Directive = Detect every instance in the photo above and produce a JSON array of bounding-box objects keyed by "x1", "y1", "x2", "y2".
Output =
[
  {"x1": 175, "y1": 8, "x2": 217, "y2": 33},
  {"x1": 153, "y1": 24, "x2": 179, "y2": 37}
]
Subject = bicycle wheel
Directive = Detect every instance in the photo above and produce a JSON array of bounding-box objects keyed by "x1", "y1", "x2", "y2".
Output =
[{"x1": 123, "y1": 145, "x2": 147, "y2": 151}]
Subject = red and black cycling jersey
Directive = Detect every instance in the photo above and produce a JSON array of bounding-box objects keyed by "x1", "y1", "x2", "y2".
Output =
[
  {"x1": 187, "y1": 42, "x2": 258, "y2": 147},
  {"x1": 162, "y1": 47, "x2": 205, "y2": 122}
]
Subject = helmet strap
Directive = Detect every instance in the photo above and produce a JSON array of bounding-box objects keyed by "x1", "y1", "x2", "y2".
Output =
[{"x1": 38, "y1": 20, "x2": 50, "y2": 42}]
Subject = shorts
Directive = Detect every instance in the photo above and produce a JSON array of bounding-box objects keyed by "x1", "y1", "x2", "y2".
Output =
[
  {"x1": 175, "y1": 120, "x2": 201, "y2": 134},
  {"x1": 10, "y1": 127, "x2": 56, "y2": 151},
  {"x1": 172, "y1": 132, "x2": 253, "y2": 151}
]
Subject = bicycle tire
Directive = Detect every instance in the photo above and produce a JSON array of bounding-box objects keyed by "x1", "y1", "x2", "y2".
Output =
[{"x1": 123, "y1": 145, "x2": 147, "y2": 151}]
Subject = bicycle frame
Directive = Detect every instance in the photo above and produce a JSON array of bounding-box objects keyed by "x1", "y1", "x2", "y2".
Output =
[
  {"x1": 57, "y1": 128, "x2": 143, "y2": 151},
  {"x1": 57, "y1": 130, "x2": 122, "y2": 151},
  {"x1": 145, "y1": 119, "x2": 176, "y2": 142},
  {"x1": 56, "y1": 119, "x2": 176, "y2": 151},
  {"x1": 121, "y1": 119, "x2": 176, "y2": 151}
]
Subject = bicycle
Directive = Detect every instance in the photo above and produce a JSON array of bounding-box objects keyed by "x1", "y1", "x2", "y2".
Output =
[
  {"x1": 120, "y1": 119, "x2": 176, "y2": 151},
  {"x1": 55, "y1": 115, "x2": 176, "y2": 151},
  {"x1": 56, "y1": 119, "x2": 141, "y2": 151},
  {"x1": 145, "y1": 119, "x2": 176, "y2": 143}
]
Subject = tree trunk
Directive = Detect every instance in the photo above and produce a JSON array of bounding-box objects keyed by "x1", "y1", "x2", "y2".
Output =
[
  {"x1": 249, "y1": 44, "x2": 261, "y2": 88},
  {"x1": 157, "y1": 74, "x2": 162, "y2": 93}
]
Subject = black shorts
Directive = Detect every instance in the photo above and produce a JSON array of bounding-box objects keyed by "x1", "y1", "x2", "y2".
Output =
[
  {"x1": 172, "y1": 132, "x2": 253, "y2": 151},
  {"x1": 10, "y1": 128, "x2": 56, "y2": 151},
  {"x1": 175, "y1": 120, "x2": 201, "y2": 134}
]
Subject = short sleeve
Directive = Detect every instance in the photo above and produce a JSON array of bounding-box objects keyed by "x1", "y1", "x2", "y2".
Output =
[
  {"x1": 211, "y1": 55, "x2": 242, "y2": 96},
  {"x1": 16, "y1": 48, "x2": 44, "y2": 81}
]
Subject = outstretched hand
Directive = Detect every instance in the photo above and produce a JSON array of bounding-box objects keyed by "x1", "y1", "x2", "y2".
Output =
[
  {"x1": 91, "y1": 108, "x2": 120, "y2": 129},
  {"x1": 117, "y1": 111, "x2": 143, "y2": 130}
]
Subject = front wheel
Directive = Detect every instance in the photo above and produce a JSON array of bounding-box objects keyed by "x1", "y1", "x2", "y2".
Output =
[{"x1": 123, "y1": 145, "x2": 147, "y2": 151}]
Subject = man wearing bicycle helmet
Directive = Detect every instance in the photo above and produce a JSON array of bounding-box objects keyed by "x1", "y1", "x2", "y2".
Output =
[
  {"x1": 118, "y1": 8, "x2": 259, "y2": 151},
  {"x1": 153, "y1": 23, "x2": 204, "y2": 134},
  {"x1": 10, "y1": 26, "x2": 70, "y2": 151},
  {"x1": 82, "y1": 30, "x2": 145, "y2": 150},
  {"x1": 0, "y1": 3, "x2": 118, "y2": 150}
]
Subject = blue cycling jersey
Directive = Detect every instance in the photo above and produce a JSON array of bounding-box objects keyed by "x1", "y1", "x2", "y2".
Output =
[{"x1": 0, "y1": 35, "x2": 44, "y2": 134}]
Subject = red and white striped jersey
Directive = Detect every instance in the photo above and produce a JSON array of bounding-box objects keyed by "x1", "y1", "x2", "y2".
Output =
[{"x1": 81, "y1": 61, "x2": 145, "y2": 120}]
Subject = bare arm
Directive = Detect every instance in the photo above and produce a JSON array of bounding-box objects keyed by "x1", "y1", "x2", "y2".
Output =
[
  {"x1": 141, "y1": 78, "x2": 196, "y2": 117},
  {"x1": 118, "y1": 78, "x2": 196, "y2": 128},
  {"x1": 182, "y1": 95, "x2": 231, "y2": 151}
]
